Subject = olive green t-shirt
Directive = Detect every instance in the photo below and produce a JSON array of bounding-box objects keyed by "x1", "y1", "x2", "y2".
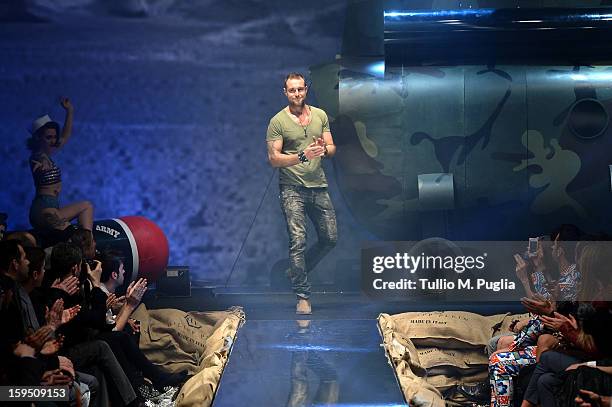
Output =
[{"x1": 266, "y1": 105, "x2": 330, "y2": 188}]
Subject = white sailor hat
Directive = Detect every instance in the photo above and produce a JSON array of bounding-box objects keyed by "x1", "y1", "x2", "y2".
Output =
[{"x1": 30, "y1": 114, "x2": 59, "y2": 135}]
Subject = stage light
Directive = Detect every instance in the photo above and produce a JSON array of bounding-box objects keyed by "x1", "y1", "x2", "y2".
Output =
[{"x1": 367, "y1": 61, "x2": 385, "y2": 77}]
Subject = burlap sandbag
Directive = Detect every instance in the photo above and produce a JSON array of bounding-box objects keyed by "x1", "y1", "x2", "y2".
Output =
[
  {"x1": 378, "y1": 313, "x2": 425, "y2": 376},
  {"x1": 379, "y1": 314, "x2": 443, "y2": 407},
  {"x1": 133, "y1": 305, "x2": 244, "y2": 375},
  {"x1": 389, "y1": 311, "x2": 509, "y2": 349},
  {"x1": 131, "y1": 304, "x2": 244, "y2": 407},
  {"x1": 175, "y1": 310, "x2": 243, "y2": 407},
  {"x1": 396, "y1": 360, "x2": 446, "y2": 407},
  {"x1": 416, "y1": 347, "x2": 488, "y2": 370},
  {"x1": 379, "y1": 311, "x2": 526, "y2": 406}
]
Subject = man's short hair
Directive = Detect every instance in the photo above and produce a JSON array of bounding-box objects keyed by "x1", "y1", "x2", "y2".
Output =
[
  {"x1": 0, "y1": 240, "x2": 21, "y2": 272},
  {"x1": 25, "y1": 247, "x2": 46, "y2": 279},
  {"x1": 5, "y1": 231, "x2": 37, "y2": 248},
  {"x1": 100, "y1": 251, "x2": 123, "y2": 283},
  {"x1": 50, "y1": 242, "x2": 82, "y2": 280},
  {"x1": 283, "y1": 72, "x2": 306, "y2": 89}
]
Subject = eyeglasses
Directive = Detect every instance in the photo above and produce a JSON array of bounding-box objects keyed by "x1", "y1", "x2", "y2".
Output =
[{"x1": 286, "y1": 87, "x2": 307, "y2": 94}]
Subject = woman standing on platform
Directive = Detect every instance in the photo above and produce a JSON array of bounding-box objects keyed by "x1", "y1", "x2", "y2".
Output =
[{"x1": 27, "y1": 97, "x2": 93, "y2": 232}]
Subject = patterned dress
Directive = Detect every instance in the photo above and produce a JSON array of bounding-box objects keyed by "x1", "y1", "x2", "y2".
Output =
[{"x1": 489, "y1": 318, "x2": 546, "y2": 407}]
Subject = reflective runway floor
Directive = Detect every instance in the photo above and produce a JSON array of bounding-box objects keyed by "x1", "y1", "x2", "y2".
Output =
[
  {"x1": 147, "y1": 290, "x2": 524, "y2": 406},
  {"x1": 213, "y1": 319, "x2": 407, "y2": 407}
]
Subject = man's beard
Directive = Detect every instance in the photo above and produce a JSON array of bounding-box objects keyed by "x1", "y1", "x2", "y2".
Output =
[{"x1": 291, "y1": 98, "x2": 305, "y2": 107}]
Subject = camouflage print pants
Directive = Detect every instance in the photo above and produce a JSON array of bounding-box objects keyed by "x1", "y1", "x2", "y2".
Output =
[{"x1": 279, "y1": 184, "x2": 338, "y2": 299}]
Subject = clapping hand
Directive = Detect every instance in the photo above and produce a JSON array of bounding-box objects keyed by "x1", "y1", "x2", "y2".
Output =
[
  {"x1": 46, "y1": 299, "x2": 81, "y2": 329},
  {"x1": 106, "y1": 293, "x2": 118, "y2": 310},
  {"x1": 520, "y1": 294, "x2": 554, "y2": 316},
  {"x1": 41, "y1": 369, "x2": 72, "y2": 386},
  {"x1": 62, "y1": 305, "x2": 81, "y2": 325},
  {"x1": 25, "y1": 326, "x2": 54, "y2": 351},
  {"x1": 40, "y1": 335, "x2": 64, "y2": 356},
  {"x1": 314, "y1": 136, "x2": 326, "y2": 147},
  {"x1": 540, "y1": 312, "x2": 578, "y2": 332},
  {"x1": 57, "y1": 356, "x2": 75, "y2": 379},
  {"x1": 51, "y1": 276, "x2": 79, "y2": 296},
  {"x1": 303, "y1": 142, "x2": 325, "y2": 160},
  {"x1": 45, "y1": 299, "x2": 64, "y2": 327},
  {"x1": 575, "y1": 389, "x2": 610, "y2": 407},
  {"x1": 126, "y1": 278, "x2": 147, "y2": 308}
]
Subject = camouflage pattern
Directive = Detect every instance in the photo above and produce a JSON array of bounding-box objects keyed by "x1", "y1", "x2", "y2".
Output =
[{"x1": 310, "y1": 0, "x2": 612, "y2": 240}]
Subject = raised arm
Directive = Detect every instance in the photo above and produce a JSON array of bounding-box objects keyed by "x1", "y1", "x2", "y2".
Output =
[
  {"x1": 514, "y1": 254, "x2": 534, "y2": 297},
  {"x1": 114, "y1": 278, "x2": 147, "y2": 331},
  {"x1": 58, "y1": 97, "x2": 74, "y2": 148}
]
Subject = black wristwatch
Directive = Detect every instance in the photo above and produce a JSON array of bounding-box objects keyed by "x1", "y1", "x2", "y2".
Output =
[{"x1": 298, "y1": 150, "x2": 309, "y2": 163}]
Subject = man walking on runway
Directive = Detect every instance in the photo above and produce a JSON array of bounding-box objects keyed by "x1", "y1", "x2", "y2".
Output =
[{"x1": 266, "y1": 72, "x2": 338, "y2": 315}]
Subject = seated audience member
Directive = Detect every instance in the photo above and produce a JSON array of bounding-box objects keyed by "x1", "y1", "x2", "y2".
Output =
[
  {"x1": 0, "y1": 239, "x2": 30, "y2": 281},
  {"x1": 99, "y1": 251, "x2": 143, "y2": 332},
  {"x1": 514, "y1": 224, "x2": 581, "y2": 302},
  {"x1": 95, "y1": 251, "x2": 188, "y2": 393},
  {"x1": 47, "y1": 242, "x2": 137, "y2": 406},
  {"x1": 20, "y1": 246, "x2": 81, "y2": 330},
  {"x1": 490, "y1": 225, "x2": 582, "y2": 355},
  {"x1": 0, "y1": 240, "x2": 39, "y2": 350}
]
